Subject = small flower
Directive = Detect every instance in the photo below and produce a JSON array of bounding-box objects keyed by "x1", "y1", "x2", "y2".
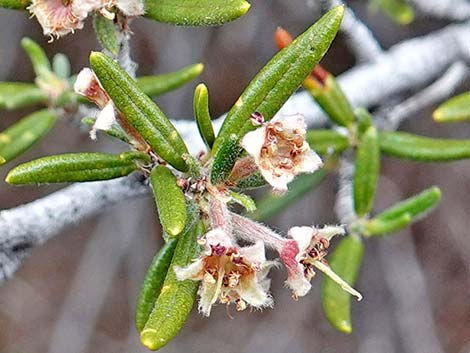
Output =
[
  {"x1": 74, "y1": 68, "x2": 110, "y2": 109},
  {"x1": 175, "y1": 228, "x2": 274, "y2": 316},
  {"x1": 240, "y1": 114, "x2": 323, "y2": 192},
  {"x1": 29, "y1": 0, "x2": 144, "y2": 39},
  {"x1": 28, "y1": 0, "x2": 101, "y2": 38},
  {"x1": 281, "y1": 226, "x2": 362, "y2": 300}
]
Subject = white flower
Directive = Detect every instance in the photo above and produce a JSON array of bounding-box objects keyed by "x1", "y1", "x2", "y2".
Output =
[
  {"x1": 74, "y1": 68, "x2": 109, "y2": 109},
  {"x1": 175, "y1": 228, "x2": 274, "y2": 316},
  {"x1": 29, "y1": 0, "x2": 144, "y2": 38},
  {"x1": 281, "y1": 226, "x2": 362, "y2": 300},
  {"x1": 90, "y1": 102, "x2": 117, "y2": 140},
  {"x1": 28, "y1": 0, "x2": 101, "y2": 38},
  {"x1": 240, "y1": 114, "x2": 323, "y2": 192}
]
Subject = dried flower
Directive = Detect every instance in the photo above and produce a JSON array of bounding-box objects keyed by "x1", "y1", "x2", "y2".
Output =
[
  {"x1": 281, "y1": 226, "x2": 362, "y2": 300},
  {"x1": 241, "y1": 114, "x2": 323, "y2": 192},
  {"x1": 175, "y1": 228, "x2": 274, "y2": 316}
]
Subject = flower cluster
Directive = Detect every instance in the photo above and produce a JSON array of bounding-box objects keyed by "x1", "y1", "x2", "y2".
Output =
[
  {"x1": 28, "y1": 0, "x2": 144, "y2": 39},
  {"x1": 172, "y1": 114, "x2": 362, "y2": 315},
  {"x1": 73, "y1": 66, "x2": 362, "y2": 314}
]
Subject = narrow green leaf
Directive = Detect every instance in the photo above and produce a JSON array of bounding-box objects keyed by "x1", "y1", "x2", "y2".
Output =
[
  {"x1": 21, "y1": 37, "x2": 51, "y2": 78},
  {"x1": 379, "y1": 131, "x2": 470, "y2": 161},
  {"x1": 52, "y1": 53, "x2": 71, "y2": 79},
  {"x1": 0, "y1": 109, "x2": 57, "y2": 164},
  {"x1": 193, "y1": 83, "x2": 215, "y2": 148},
  {"x1": 236, "y1": 171, "x2": 267, "y2": 189},
  {"x1": 365, "y1": 213, "x2": 412, "y2": 236},
  {"x1": 354, "y1": 126, "x2": 380, "y2": 216},
  {"x1": 306, "y1": 129, "x2": 350, "y2": 155},
  {"x1": 93, "y1": 14, "x2": 120, "y2": 56},
  {"x1": 90, "y1": 52, "x2": 189, "y2": 171},
  {"x1": 0, "y1": 0, "x2": 30, "y2": 9},
  {"x1": 136, "y1": 238, "x2": 178, "y2": 333},
  {"x1": 0, "y1": 82, "x2": 48, "y2": 110},
  {"x1": 6, "y1": 151, "x2": 142, "y2": 184},
  {"x1": 322, "y1": 236, "x2": 363, "y2": 334},
  {"x1": 210, "y1": 134, "x2": 241, "y2": 185},
  {"x1": 374, "y1": 186, "x2": 441, "y2": 222},
  {"x1": 138, "y1": 63, "x2": 204, "y2": 97},
  {"x1": 433, "y1": 92, "x2": 470, "y2": 123},
  {"x1": 0, "y1": 155, "x2": 5, "y2": 165},
  {"x1": 150, "y1": 166, "x2": 187, "y2": 237},
  {"x1": 81, "y1": 117, "x2": 131, "y2": 144},
  {"x1": 144, "y1": 0, "x2": 251, "y2": 26},
  {"x1": 250, "y1": 169, "x2": 327, "y2": 221},
  {"x1": 213, "y1": 6, "x2": 344, "y2": 153},
  {"x1": 371, "y1": 0, "x2": 415, "y2": 25},
  {"x1": 355, "y1": 107, "x2": 372, "y2": 136},
  {"x1": 140, "y1": 219, "x2": 203, "y2": 351},
  {"x1": 229, "y1": 190, "x2": 257, "y2": 212},
  {"x1": 306, "y1": 73, "x2": 355, "y2": 127}
]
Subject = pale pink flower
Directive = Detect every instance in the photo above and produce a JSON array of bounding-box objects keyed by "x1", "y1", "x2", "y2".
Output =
[
  {"x1": 281, "y1": 226, "x2": 362, "y2": 300},
  {"x1": 28, "y1": 0, "x2": 101, "y2": 38},
  {"x1": 175, "y1": 228, "x2": 274, "y2": 316},
  {"x1": 240, "y1": 114, "x2": 323, "y2": 192},
  {"x1": 90, "y1": 102, "x2": 117, "y2": 140},
  {"x1": 29, "y1": 0, "x2": 144, "y2": 38}
]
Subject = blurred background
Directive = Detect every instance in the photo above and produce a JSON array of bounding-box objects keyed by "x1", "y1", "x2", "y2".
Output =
[{"x1": 1, "y1": 0, "x2": 470, "y2": 352}]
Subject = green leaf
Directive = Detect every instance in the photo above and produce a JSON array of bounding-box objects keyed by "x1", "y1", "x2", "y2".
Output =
[
  {"x1": 379, "y1": 131, "x2": 470, "y2": 161},
  {"x1": 150, "y1": 166, "x2": 187, "y2": 237},
  {"x1": 0, "y1": 82, "x2": 48, "y2": 110},
  {"x1": 93, "y1": 14, "x2": 120, "y2": 56},
  {"x1": 210, "y1": 134, "x2": 241, "y2": 185},
  {"x1": 371, "y1": 0, "x2": 415, "y2": 25},
  {"x1": 354, "y1": 126, "x2": 380, "y2": 216},
  {"x1": 306, "y1": 73, "x2": 355, "y2": 127},
  {"x1": 364, "y1": 213, "x2": 412, "y2": 236},
  {"x1": 138, "y1": 63, "x2": 204, "y2": 97},
  {"x1": 0, "y1": 0, "x2": 30, "y2": 9},
  {"x1": 250, "y1": 169, "x2": 327, "y2": 221},
  {"x1": 374, "y1": 186, "x2": 441, "y2": 222},
  {"x1": 236, "y1": 171, "x2": 267, "y2": 189},
  {"x1": 354, "y1": 107, "x2": 372, "y2": 136},
  {"x1": 306, "y1": 129, "x2": 350, "y2": 155},
  {"x1": 213, "y1": 6, "x2": 344, "y2": 153},
  {"x1": 90, "y1": 52, "x2": 189, "y2": 171},
  {"x1": 52, "y1": 53, "x2": 71, "y2": 79},
  {"x1": 322, "y1": 236, "x2": 363, "y2": 334},
  {"x1": 21, "y1": 37, "x2": 51, "y2": 78},
  {"x1": 81, "y1": 117, "x2": 131, "y2": 144},
  {"x1": 194, "y1": 83, "x2": 215, "y2": 149},
  {"x1": 229, "y1": 190, "x2": 257, "y2": 212},
  {"x1": 135, "y1": 238, "x2": 178, "y2": 333},
  {"x1": 144, "y1": 0, "x2": 251, "y2": 26},
  {"x1": 433, "y1": 92, "x2": 470, "y2": 123},
  {"x1": 5, "y1": 151, "x2": 147, "y2": 184},
  {"x1": 140, "y1": 218, "x2": 203, "y2": 351},
  {"x1": 0, "y1": 109, "x2": 57, "y2": 164}
]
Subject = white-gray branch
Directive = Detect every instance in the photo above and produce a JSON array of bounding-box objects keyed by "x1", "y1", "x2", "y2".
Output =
[{"x1": 2, "y1": 20, "x2": 470, "y2": 282}]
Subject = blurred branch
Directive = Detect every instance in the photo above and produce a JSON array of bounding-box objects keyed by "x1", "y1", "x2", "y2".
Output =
[
  {"x1": 0, "y1": 176, "x2": 148, "y2": 281},
  {"x1": 323, "y1": 0, "x2": 383, "y2": 62},
  {"x1": 409, "y1": 0, "x2": 470, "y2": 21},
  {"x1": 378, "y1": 61, "x2": 470, "y2": 130},
  {"x1": 3, "y1": 21, "x2": 470, "y2": 282}
]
